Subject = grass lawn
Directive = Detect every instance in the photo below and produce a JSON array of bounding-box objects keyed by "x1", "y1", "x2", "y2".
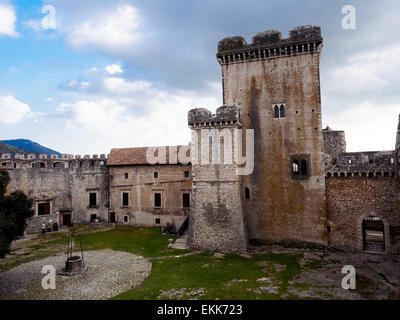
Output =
[{"x1": 1, "y1": 225, "x2": 304, "y2": 299}]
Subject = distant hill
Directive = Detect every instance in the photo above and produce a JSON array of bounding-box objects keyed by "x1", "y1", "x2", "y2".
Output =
[
  {"x1": 0, "y1": 142, "x2": 26, "y2": 155},
  {"x1": 0, "y1": 139, "x2": 61, "y2": 156}
]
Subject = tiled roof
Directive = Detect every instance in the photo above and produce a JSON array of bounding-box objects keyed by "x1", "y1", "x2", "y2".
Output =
[{"x1": 107, "y1": 146, "x2": 191, "y2": 166}]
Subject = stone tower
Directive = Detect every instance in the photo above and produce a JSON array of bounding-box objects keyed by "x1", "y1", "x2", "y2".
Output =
[
  {"x1": 216, "y1": 25, "x2": 328, "y2": 245},
  {"x1": 187, "y1": 106, "x2": 248, "y2": 252}
]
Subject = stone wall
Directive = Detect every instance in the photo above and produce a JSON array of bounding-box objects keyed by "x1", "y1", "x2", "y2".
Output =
[
  {"x1": 326, "y1": 175, "x2": 400, "y2": 254},
  {"x1": 5, "y1": 156, "x2": 108, "y2": 232},
  {"x1": 218, "y1": 26, "x2": 328, "y2": 245},
  {"x1": 108, "y1": 164, "x2": 192, "y2": 229},
  {"x1": 322, "y1": 127, "x2": 346, "y2": 160},
  {"x1": 187, "y1": 107, "x2": 248, "y2": 253},
  {"x1": 26, "y1": 214, "x2": 59, "y2": 234}
]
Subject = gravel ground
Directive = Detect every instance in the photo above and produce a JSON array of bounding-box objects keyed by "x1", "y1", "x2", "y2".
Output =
[{"x1": 0, "y1": 249, "x2": 151, "y2": 300}]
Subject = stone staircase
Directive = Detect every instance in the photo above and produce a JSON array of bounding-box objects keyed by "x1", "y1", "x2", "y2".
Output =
[{"x1": 170, "y1": 232, "x2": 188, "y2": 250}]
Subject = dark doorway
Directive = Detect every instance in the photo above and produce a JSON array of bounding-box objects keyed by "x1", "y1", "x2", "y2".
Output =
[
  {"x1": 362, "y1": 216, "x2": 385, "y2": 252},
  {"x1": 63, "y1": 214, "x2": 71, "y2": 226},
  {"x1": 90, "y1": 214, "x2": 97, "y2": 222},
  {"x1": 38, "y1": 202, "x2": 50, "y2": 215},
  {"x1": 109, "y1": 212, "x2": 116, "y2": 223}
]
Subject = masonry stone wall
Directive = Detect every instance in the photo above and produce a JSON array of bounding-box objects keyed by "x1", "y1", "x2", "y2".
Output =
[
  {"x1": 187, "y1": 108, "x2": 248, "y2": 253},
  {"x1": 4, "y1": 155, "x2": 108, "y2": 233},
  {"x1": 322, "y1": 128, "x2": 346, "y2": 160},
  {"x1": 218, "y1": 26, "x2": 328, "y2": 245},
  {"x1": 326, "y1": 176, "x2": 400, "y2": 254},
  {"x1": 108, "y1": 164, "x2": 192, "y2": 229}
]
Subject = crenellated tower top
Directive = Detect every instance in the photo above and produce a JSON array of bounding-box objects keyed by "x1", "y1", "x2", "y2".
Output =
[{"x1": 217, "y1": 25, "x2": 322, "y2": 65}]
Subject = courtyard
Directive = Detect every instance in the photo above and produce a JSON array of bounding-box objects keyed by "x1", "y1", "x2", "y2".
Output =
[{"x1": 0, "y1": 225, "x2": 399, "y2": 300}]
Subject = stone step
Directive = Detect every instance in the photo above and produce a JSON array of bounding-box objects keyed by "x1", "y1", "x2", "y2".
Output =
[{"x1": 169, "y1": 233, "x2": 188, "y2": 250}]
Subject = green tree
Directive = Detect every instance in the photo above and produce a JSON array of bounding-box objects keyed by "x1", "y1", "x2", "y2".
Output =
[{"x1": 0, "y1": 169, "x2": 34, "y2": 258}]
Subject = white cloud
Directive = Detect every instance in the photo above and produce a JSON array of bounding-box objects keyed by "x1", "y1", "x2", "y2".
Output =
[
  {"x1": 105, "y1": 64, "x2": 123, "y2": 75},
  {"x1": 0, "y1": 95, "x2": 31, "y2": 124},
  {"x1": 323, "y1": 101, "x2": 399, "y2": 152},
  {"x1": 66, "y1": 5, "x2": 144, "y2": 51},
  {"x1": 56, "y1": 80, "x2": 222, "y2": 151},
  {"x1": 67, "y1": 79, "x2": 91, "y2": 89},
  {"x1": 0, "y1": 4, "x2": 19, "y2": 37},
  {"x1": 103, "y1": 77, "x2": 151, "y2": 94},
  {"x1": 325, "y1": 45, "x2": 400, "y2": 93},
  {"x1": 46, "y1": 97, "x2": 54, "y2": 102},
  {"x1": 22, "y1": 19, "x2": 42, "y2": 32}
]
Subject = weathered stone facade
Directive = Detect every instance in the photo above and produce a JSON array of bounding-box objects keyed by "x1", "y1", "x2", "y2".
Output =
[
  {"x1": 108, "y1": 159, "x2": 192, "y2": 229},
  {"x1": 3, "y1": 154, "x2": 108, "y2": 233},
  {"x1": 187, "y1": 106, "x2": 248, "y2": 253},
  {"x1": 215, "y1": 25, "x2": 328, "y2": 246},
  {"x1": 1, "y1": 25, "x2": 399, "y2": 255}
]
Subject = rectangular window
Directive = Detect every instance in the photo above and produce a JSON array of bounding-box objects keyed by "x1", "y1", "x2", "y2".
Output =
[
  {"x1": 90, "y1": 214, "x2": 97, "y2": 222},
  {"x1": 184, "y1": 170, "x2": 190, "y2": 178},
  {"x1": 124, "y1": 215, "x2": 129, "y2": 223},
  {"x1": 124, "y1": 173, "x2": 129, "y2": 179},
  {"x1": 38, "y1": 202, "x2": 50, "y2": 215},
  {"x1": 154, "y1": 193, "x2": 162, "y2": 208},
  {"x1": 154, "y1": 172, "x2": 159, "y2": 179},
  {"x1": 89, "y1": 193, "x2": 97, "y2": 207},
  {"x1": 122, "y1": 192, "x2": 129, "y2": 206},
  {"x1": 155, "y1": 218, "x2": 160, "y2": 224},
  {"x1": 183, "y1": 193, "x2": 190, "y2": 208},
  {"x1": 291, "y1": 155, "x2": 310, "y2": 179}
]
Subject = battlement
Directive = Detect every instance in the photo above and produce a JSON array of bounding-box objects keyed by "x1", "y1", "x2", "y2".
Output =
[
  {"x1": 217, "y1": 25, "x2": 322, "y2": 65},
  {"x1": 0, "y1": 153, "x2": 107, "y2": 161},
  {"x1": 325, "y1": 151, "x2": 396, "y2": 178},
  {"x1": 188, "y1": 105, "x2": 242, "y2": 128}
]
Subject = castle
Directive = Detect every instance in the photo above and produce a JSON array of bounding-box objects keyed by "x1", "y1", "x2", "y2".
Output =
[{"x1": 1, "y1": 25, "x2": 399, "y2": 254}]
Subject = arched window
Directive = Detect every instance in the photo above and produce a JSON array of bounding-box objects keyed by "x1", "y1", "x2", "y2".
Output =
[
  {"x1": 274, "y1": 105, "x2": 279, "y2": 118},
  {"x1": 245, "y1": 187, "x2": 250, "y2": 200},
  {"x1": 280, "y1": 104, "x2": 285, "y2": 118},
  {"x1": 292, "y1": 160, "x2": 299, "y2": 176}
]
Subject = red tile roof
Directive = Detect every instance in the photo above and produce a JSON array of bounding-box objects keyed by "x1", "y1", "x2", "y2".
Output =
[{"x1": 107, "y1": 146, "x2": 191, "y2": 166}]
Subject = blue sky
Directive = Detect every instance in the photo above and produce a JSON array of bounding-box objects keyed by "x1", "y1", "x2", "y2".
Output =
[{"x1": 0, "y1": 0, "x2": 399, "y2": 154}]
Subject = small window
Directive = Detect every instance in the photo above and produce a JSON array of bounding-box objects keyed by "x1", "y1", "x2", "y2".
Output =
[
  {"x1": 273, "y1": 104, "x2": 285, "y2": 118},
  {"x1": 274, "y1": 105, "x2": 279, "y2": 118},
  {"x1": 154, "y1": 172, "x2": 159, "y2": 179},
  {"x1": 90, "y1": 214, "x2": 97, "y2": 222},
  {"x1": 124, "y1": 215, "x2": 129, "y2": 223},
  {"x1": 124, "y1": 173, "x2": 129, "y2": 179},
  {"x1": 184, "y1": 170, "x2": 190, "y2": 178},
  {"x1": 89, "y1": 193, "x2": 97, "y2": 207},
  {"x1": 291, "y1": 155, "x2": 310, "y2": 179},
  {"x1": 155, "y1": 218, "x2": 160, "y2": 225},
  {"x1": 154, "y1": 193, "x2": 162, "y2": 208},
  {"x1": 300, "y1": 159, "x2": 308, "y2": 176},
  {"x1": 390, "y1": 157, "x2": 394, "y2": 164},
  {"x1": 122, "y1": 192, "x2": 129, "y2": 206},
  {"x1": 183, "y1": 193, "x2": 190, "y2": 208},
  {"x1": 279, "y1": 104, "x2": 285, "y2": 118},
  {"x1": 292, "y1": 160, "x2": 300, "y2": 176},
  {"x1": 38, "y1": 202, "x2": 50, "y2": 215},
  {"x1": 245, "y1": 187, "x2": 250, "y2": 200}
]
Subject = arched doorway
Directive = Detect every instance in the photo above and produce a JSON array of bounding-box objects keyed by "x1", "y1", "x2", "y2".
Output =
[{"x1": 362, "y1": 216, "x2": 385, "y2": 253}]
